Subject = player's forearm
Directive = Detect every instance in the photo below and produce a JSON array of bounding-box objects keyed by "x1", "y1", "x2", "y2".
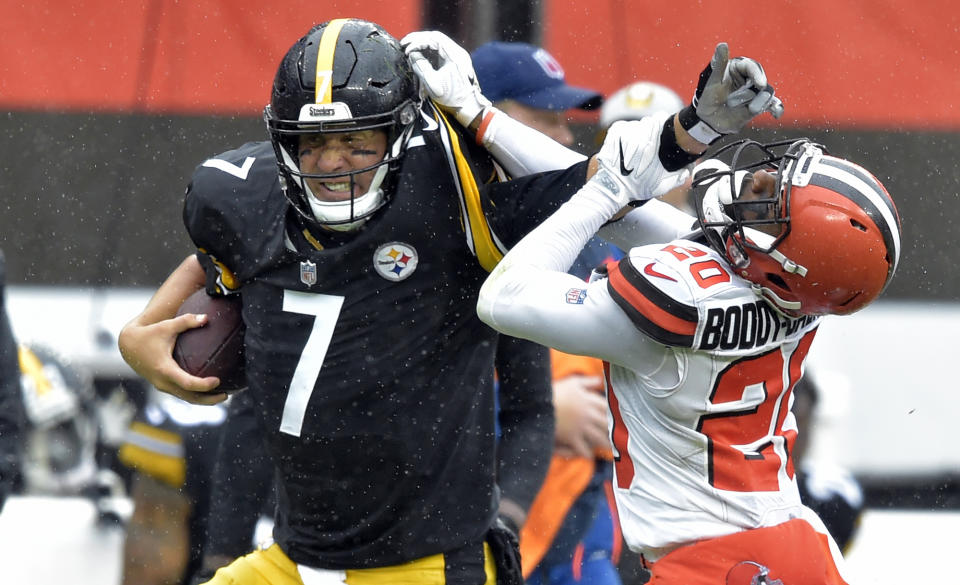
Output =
[
  {"x1": 671, "y1": 112, "x2": 710, "y2": 157},
  {"x1": 598, "y1": 199, "x2": 699, "y2": 251},
  {"x1": 476, "y1": 108, "x2": 587, "y2": 177},
  {"x1": 478, "y1": 178, "x2": 617, "y2": 332},
  {"x1": 129, "y1": 254, "x2": 206, "y2": 327},
  {"x1": 477, "y1": 210, "x2": 607, "y2": 355}
]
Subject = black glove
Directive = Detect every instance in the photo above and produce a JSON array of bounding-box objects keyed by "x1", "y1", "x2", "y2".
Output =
[{"x1": 486, "y1": 517, "x2": 523, "y2": 585}]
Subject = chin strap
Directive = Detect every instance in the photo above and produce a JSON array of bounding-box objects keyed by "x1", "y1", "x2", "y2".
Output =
[
  {"x1": 752, "y1": 283, "x2": 802, "y2": 314},
  {"x1": 768, "y1": 248, "x2": 807, "y2": 276},
  {"x1": 735, "y1": 228, "x2": 809, "y2": 277}
]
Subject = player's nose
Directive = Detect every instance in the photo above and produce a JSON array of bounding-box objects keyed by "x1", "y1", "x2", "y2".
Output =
[
  {"x1": 752, "y1": 170, "x2": 777, "y2": 197},
  {"x1": 313, "y1": 145, "x2": 348, "y2": 172}
]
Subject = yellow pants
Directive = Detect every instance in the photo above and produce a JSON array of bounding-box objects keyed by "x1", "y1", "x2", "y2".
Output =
[{"x1": 203, "y1": 542, "x2": 497, "y2": 585}]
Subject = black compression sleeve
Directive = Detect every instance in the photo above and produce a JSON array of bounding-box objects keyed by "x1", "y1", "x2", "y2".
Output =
[{"x1": 658, "y1": 115, "x2": 702, "y2": 172}]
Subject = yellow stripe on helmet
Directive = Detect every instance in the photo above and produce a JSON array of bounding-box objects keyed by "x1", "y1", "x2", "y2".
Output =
[
  {"x1": 18, "y1": 346, "x2": 51, "y2": 397},
  {"x1": 315, "y1": 19, "x2": 350, "y2": 105}
]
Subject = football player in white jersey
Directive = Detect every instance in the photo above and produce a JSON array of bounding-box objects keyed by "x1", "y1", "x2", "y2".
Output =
[{"x1": 476, "y1": 109, "x2": 901, "y2": 583}]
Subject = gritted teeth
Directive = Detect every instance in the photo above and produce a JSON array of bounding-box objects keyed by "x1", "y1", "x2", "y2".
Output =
[{"x1": 322, "y1": 182, "x2": 351, "y2": 192}]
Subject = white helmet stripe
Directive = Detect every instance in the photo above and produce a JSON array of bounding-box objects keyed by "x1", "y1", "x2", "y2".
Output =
[
  {"x1": 818, "y1": 157, "x2": 899, "y2": 222},
  {"x1": 810, "y1": 161, "x2": 901, "y2": 282}
]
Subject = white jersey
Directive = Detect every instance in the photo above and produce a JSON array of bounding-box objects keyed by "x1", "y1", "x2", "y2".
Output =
[
  {"x1": 478, "y1": 190, "x2": 821, "y2": 560},
  {"x1": 602, "y1": 240, "x2": 820, "y2": 558}
]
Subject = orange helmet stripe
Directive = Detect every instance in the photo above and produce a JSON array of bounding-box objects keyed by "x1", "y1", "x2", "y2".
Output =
[{"x1": 607, "y1": 259, "x2": 698, "y2": 346}]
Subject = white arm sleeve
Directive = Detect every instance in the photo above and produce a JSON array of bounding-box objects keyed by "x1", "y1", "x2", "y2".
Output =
[
  {"x1": 477, "y1": 180, "x2": 665, "y2": 368},
  {"x1": 479, "y1": 260, "x2": 668, "y2": 371},
  {"x1": 598, "y1": 199, "x2": 700, "y2": 251},
  {"x1": 477, "y1": 108, "x2": 587, "y2": 176}
]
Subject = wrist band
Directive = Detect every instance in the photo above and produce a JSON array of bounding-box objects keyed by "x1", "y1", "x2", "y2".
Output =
[
  {"x1": 678, "y1": 105, "x2": 722, "y2": 145},
  {"x1": 659, "y1": 115, "x2": 701, "y2": 172},
  {"x1": 475, "y1": 108, "x2": 495, "y2": 145}
]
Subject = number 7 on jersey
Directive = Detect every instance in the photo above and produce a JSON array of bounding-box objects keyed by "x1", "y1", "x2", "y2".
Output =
[{"x1": 279, "y1": 290, "x2": 344, "y2": 437}]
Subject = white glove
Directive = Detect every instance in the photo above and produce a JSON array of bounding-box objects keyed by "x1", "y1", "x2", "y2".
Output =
[
  {"x1": 586, "y1": 113, "x2": 691, "y2": 210},
  {"x1": 679, "y1": 42, "x2": 784, "y2": 144},
  {"x1": 401, "y1": 31, "x2": 491, "y2": 127}
]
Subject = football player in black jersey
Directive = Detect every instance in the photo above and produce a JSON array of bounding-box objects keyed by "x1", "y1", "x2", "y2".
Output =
[
  {"x1": 119, "y1": 19, "x2": 580, "y2": 585},
  {"x1": 118, "y1": 19, "x2": 781, "y2": 585},
  {"x1": 191, "y1": 336, "x2": 554, "y2": 584}
]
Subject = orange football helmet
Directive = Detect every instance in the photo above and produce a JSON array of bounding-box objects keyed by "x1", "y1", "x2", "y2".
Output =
[{"x1": 692, "y1": 139, "x2": 901, "y2": 316}]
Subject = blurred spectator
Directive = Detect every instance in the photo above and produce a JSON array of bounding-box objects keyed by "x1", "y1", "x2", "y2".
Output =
[
  {"x1": 473, "y1": 41, "x2": 621, "y2": 585},
  {"x1": 13, "y1": 341, "x2": 129, "y2": 520},
  {"x1": 597, "y1": 81, "x2": 684, "y2": 135},
  {"x1": 17, "y1": 344, "x2": 100, "y2": 496},
  {"x1": 473, "y1": 40, "x2": 615, "y2": 282},
  {"x1": 792, "y1": 372, "x2": 864, "y2": 552},
  {"x1": 523, "y1": 350, "x2": 621, "y2": 585},
  {"x1": 118, "y1": 388, "x2": 226, "y2": 584},
  {"x1": 0, "y1": 250, "x2": 24, "y2": 508},
  {"x1": 472, "y1": 41, "x2": 601, "y2": 147}
]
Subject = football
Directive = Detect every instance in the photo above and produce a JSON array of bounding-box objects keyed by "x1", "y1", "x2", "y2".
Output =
[{"x1": 173, "y1": 289, "x2": 246, "y2": 392}]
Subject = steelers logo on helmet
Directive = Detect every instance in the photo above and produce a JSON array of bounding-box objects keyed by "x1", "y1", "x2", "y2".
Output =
[
  {"x1": 265, "y1": 19, "x2": 422, "y2": 232},
  {"x1": 692, "y1": 138, "x2": 901, "y2": 317},
  {"x1": 373, "y1": 241, "x2": 419, "y2": 282}
]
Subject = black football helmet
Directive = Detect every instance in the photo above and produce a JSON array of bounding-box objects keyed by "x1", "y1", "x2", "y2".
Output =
[
  {"x1": 264, "y1": 19, "x2": 421, "y2": 231},
  {"x1": 691, "y1": 139, "x2": 901, "y2": 317}
]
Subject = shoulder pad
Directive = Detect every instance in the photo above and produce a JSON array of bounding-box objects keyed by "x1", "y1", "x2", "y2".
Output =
[
  {"x1": 192, "y1": 141, "x2": 278, "y2": 194},
  {"x1": 606, "y1": 243, "x2": 703, "y2": 347},
  {"x1": 184, "y1": 141, "x2": 288, "y2": 283},
  {"x1": 610, "y1": 240, "x2": 822, "y2": 353}
]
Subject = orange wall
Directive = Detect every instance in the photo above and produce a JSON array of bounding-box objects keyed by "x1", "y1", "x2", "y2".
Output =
[
  {"x1": 544, "y1": 0, "x2": 960, "y2": 130},
  {"x1": 2, "y1": 1, "x2": 957, "y2": 128},
  {"x1": 0, "y1": 1, "x2": 420, "y2": 115}
]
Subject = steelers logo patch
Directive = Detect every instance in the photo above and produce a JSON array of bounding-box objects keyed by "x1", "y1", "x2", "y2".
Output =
[{"x1": 373, "y1": 242, "x2": 419, "y2": 282}]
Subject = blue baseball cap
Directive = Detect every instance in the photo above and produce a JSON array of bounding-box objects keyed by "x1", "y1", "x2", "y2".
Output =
[{"x1": 471, "y1": 42, "x2": 602, "y2": 111}]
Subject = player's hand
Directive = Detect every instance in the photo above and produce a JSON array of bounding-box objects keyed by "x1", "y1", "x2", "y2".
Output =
[
  {"x1": 118, "y1": 314, "x2": 227, "y2": 405},
  {"x1": 553, "y1": 375, "x2": 609, "y2": 458},
  {"x1": 680, "y1": 43, "x2": 784, "y2": 144},
  {"x1": 588, "y1": 112, "x2": 691, "y2": 209},
  {"x1": 401, "y1": 31, "x2": 491, "y2": 128}
]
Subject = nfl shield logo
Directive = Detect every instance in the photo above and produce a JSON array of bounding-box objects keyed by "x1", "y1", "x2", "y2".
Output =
[
  {"x1": 565, "y1": 288, "x2": 587, "y2": 304},
  {"x1": 300, "y1": 260, "x2": 317, "y2": 287}
]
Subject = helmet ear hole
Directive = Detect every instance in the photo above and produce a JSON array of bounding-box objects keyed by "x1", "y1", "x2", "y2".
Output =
[
  {"x1": 850, "y1": 218, "x2": 868, "y2": 232},
  {"x1": 765, "y1": 273, "x2": 789, "y2": 290}
]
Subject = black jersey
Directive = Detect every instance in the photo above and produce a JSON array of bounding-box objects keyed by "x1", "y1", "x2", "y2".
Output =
[{"x1": 182, "y1": 103, "x2": 587, "y2": 569}]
